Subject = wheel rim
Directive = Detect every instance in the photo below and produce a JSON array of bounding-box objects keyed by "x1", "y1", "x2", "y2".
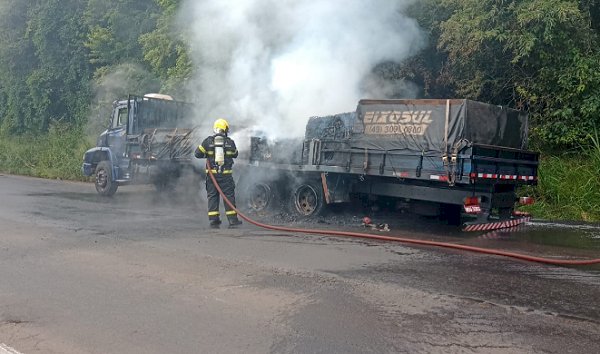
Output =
[
  {"x1": 96, "y1": 169, "x2": 108, "y2": 189},
  {"x1": 294, "y1": 185, "x2": 318, "y2": 216},
  {"x1": 248, "y1": 183, "x2": 271, "y2": 211}
]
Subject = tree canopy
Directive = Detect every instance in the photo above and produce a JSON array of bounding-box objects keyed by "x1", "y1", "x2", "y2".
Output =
[{"x1": 0, "y1": 0, "x2": 185, "y2": 135}]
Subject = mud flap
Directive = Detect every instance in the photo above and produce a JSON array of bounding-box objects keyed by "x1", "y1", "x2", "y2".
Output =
[{"x1": 463, "y1": 216, "x2": 531, "y2": 232}]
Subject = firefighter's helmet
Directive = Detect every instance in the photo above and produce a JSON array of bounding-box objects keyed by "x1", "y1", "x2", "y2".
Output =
[{"x1": 213, "y1": 118, "x2": 229, "y2": 134}]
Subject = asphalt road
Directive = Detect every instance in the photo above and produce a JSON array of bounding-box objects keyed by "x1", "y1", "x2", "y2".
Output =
[{"x1": 1, "y1": 174, "x2": 599, "y2": 353}]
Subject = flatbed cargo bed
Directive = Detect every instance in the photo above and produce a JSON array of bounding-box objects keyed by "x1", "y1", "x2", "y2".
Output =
[{"x1": 240, "y1": 99, "x2": 539, "y2": 230}]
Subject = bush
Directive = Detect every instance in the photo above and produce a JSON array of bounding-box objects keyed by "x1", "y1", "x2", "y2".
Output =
[
  {"x1": 0, "y1": 124, "x2": 91, "y2": 180},
  {"x1": 521, "y1": 141, "x2": 600, "y2": 222}
]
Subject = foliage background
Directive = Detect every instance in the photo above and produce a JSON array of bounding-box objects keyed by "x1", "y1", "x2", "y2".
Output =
[{"x1": 0, "y1": 0, "x2": 599, "y2": 220}]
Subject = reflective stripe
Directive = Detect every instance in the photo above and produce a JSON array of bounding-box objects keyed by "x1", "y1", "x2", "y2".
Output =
[
  {"x1": 226, "y1": 210, "x2": 237, "y2": 216},
  {"x1": 206, "y1": 169, "x2": 233, "y2": 174},
  {"x1": 198, "y1": 145, "x2": 207, "y2": 153},
  {"x1": 226, "y1": 150, "x2": 237, "y2": 156},
  {"x1": 208, "y1": 211, "x2": 220, "y2": 216},
  {"x1": 207, "y1": 151, "x2": 214, "y2": 155}
]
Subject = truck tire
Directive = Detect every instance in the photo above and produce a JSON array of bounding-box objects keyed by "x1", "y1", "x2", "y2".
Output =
[
  {"x1": 290, "y1": 181, "x2": 325, "y2": 217},
  {"x1": 238, "y1": 181, "x2": 277, "y2": 212},
  {"x1": 95, "y1": 161, "x2": 118, "y2": 197}
]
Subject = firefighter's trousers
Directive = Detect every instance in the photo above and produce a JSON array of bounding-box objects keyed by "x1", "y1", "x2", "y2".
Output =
[{"x1": 206, "y1": 173, "x2": 239, "y2": 223}]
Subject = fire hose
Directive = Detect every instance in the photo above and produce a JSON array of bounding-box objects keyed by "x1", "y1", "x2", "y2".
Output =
[{"x1": 207, "y1": 166, "x2": 600, "y2": 266}]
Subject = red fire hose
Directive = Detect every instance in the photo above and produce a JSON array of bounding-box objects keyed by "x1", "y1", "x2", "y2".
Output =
[{"x1": 207, "y1": 167, "x2": 600, "y2": 266}]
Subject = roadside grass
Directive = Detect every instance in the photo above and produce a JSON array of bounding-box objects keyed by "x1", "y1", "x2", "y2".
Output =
[
  {"x1": 520, "y1": 140, "x2": 600, "y2": 222},
  {"x1": 0, "y1": 124, "x2": 91, "y2": 181}
]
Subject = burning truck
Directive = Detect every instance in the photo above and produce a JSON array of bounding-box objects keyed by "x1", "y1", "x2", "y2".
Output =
[{"x1": 240, "y1": 99, "x2": 539, "y2": 230}]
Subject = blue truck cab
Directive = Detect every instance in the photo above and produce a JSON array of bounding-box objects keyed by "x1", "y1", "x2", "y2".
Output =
[{"x1": 82, "y1": 94, "x2": 200, "y2": 196}]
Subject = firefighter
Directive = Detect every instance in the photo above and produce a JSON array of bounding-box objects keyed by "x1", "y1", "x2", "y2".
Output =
[{"x1": 194, "y1": 118, "x2": 242, "y2": 228}]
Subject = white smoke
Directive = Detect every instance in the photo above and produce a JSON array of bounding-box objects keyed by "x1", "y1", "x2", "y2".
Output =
[
  {"x1": 180, "y1": 0, "x2": 423, "y2": 139},
  {"x1": 86, "y1": 63, "x2": 160, "y2": 136}
]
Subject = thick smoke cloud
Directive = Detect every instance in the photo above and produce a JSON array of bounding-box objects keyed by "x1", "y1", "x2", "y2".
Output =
[{"x1": 180, "y1": 0, "x2": 423, "y2": 139}]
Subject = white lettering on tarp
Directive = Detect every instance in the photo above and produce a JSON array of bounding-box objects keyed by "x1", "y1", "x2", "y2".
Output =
[{"x1": 363, "y1": 110, "x2": 433, "y2": 136}]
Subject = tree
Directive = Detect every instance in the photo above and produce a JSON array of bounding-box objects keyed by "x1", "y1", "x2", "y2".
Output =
[
  {"x1": 0, "y1": 0, "x2": 188, "y2": 136},
  {"x1": 26, "y1": 0, "x2": 92, "y2": 131},
  {"x1": 405, "y1": 0, "x2": 600, "y2": 149},
  {"x1": 84, "y1": 0, "x2": 161, "y2": 71},
  {"x1": 0, "y1": 0, "x2": 38, "y2": 134},
  {"x1": 139, "y1": 0, "x2": 192, "y2": 96}
]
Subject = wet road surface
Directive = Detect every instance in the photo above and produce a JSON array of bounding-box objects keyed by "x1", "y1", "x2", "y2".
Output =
[{"x1": 0, "y1": 174, "x2": 599, "y2": 353}]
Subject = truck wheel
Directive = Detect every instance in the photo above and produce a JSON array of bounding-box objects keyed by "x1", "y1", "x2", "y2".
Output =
[
  {"x1": 247, "y1": 183, "x2": 273, "y2": 211},
  {"x1": 95, "y1": 161, "x2": 118, "y2": 197},
  {"x1": 237, "y1": 182, "x2": 277, "y2": 212},
  {"x1": 290, "y1": 182, "x2": 325, "y2": 217}
]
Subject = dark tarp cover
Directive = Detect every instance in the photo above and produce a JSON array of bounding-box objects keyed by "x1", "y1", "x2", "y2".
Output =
[
  {"x1": 305, "y1": 112, "x2": 356, "y2": 140},
  {"x1": 347, "y1": 99, "x2": 529, "y2": 154}
]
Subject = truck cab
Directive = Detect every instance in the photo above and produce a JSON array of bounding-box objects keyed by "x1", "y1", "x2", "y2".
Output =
[{"x1": 82, "y1": 94, "x2": 200, "y2": 196}]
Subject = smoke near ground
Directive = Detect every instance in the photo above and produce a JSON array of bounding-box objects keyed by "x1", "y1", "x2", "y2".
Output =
[{"x1": 180, "y1": 0, "x2": 424, "y2": 139}]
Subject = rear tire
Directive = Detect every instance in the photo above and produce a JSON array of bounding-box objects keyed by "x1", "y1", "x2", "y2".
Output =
[
  {"x1": 289, "y1": 181, "x2": 325, "y2": 217},
  {"x1": 95, "y1": 161, "x2": 118, "y2": 197},
  {"x1": 238, "y1": 181, "x2": 280, "y2": 212}
]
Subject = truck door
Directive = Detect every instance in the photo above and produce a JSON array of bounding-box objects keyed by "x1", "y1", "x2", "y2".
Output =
[{"x1": 106, "y1": 104, "x2": 128, "y2": 161}]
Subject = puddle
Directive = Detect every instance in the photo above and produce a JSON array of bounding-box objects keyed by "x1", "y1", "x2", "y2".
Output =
[{"x1": 509, "y1": 222, "x2": 600, "y2": 250}]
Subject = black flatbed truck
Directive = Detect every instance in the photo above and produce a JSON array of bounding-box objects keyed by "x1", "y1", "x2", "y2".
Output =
[{"x1": 240, "y1": 99, "x2": 539, "y2": 230}]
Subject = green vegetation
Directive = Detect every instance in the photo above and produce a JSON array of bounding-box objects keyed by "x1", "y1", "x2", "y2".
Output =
[
  {"x1": 0, "y1": 0, "x2": 599, "y2": 221},
  {"x1": 521, "y1": 135, "x2": 600, "y2": 222},
  {"x1": 0, "y1": 125, "x2": 90, "y2": 180}
]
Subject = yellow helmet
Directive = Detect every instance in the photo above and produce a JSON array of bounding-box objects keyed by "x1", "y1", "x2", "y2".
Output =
[{"x1": 213, "y1": 118, "x2": 229, "y2": 134}]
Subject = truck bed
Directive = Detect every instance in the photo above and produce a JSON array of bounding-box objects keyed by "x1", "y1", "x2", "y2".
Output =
[
  {"x1": 243, "y1": 99, "x2": 538, "y2": 227},
  {"x1": 250, "y1": 136, "x2": 538, "y2": 188}
]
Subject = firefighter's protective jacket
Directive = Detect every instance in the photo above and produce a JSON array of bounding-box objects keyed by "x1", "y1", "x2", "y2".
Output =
[{"x1": 194, "y1": 134, "x2": 238, "y2": 173}]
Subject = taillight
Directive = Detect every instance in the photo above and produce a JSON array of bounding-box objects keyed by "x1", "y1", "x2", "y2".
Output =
[
  {"x1": 464, "y1": 196, "x2": 480, "y2": 205},
  {"x1": 519, "y1": 197, "x2": 534, "y2": 205},
  {"x1": 463, "y1": 196, "x2": 481, "y2": 214}
]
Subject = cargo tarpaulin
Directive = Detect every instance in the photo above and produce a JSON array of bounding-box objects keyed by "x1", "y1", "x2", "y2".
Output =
[
  {"x1": 305, "y1": 112, "x2": 356, "y2": 140},
  {"x1": 350, "y1": 99, "x2": 529, "y2": 154}
]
